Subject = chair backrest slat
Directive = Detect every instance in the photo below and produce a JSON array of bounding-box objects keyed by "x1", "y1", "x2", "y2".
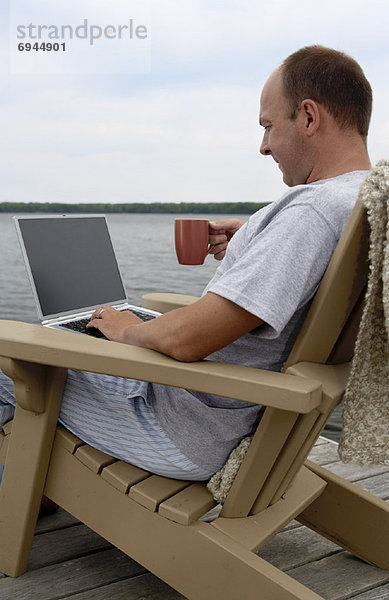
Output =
[
  {"x1": 250, "y1": 409, "x2": 320, "y2": 514},
  {"x1": 222, "y1": 200, "x2": 369, "y2": 518},
  {"x1": 284, "y1": 200, "x2": 369, "y2": 368},
  {"x1": 268, "y1": 401, "x2": 337, "y2": 506},
  {"x1": 220, "y1": 408, "x2": 298, "y2": 518}
]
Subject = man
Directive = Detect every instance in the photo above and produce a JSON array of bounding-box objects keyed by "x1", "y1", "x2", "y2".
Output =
[{"x1": 0, "y1": 46, "x2": 372, "y2": 482}]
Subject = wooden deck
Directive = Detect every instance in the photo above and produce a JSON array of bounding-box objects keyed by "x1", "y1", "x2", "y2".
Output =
[{"x1": 1, "y1": 437, "x2": 388, "y2": 600}]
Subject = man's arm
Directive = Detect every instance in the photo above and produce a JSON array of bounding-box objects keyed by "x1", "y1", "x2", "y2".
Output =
[{"x1": 87, "y1": 292, "x2": 263, "y2": 362}]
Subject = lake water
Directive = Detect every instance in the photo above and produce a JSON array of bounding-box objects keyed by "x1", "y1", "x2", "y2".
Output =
[{"x1": 0, "y1": 212, "x2": 342, "y2": 441}]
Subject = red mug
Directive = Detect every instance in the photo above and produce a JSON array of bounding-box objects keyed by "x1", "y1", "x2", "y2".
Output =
[{"x1": 175, "y1": 219, "x2": 209, "y2": 265}]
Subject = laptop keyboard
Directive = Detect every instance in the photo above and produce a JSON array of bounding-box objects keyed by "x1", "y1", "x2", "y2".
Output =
[{"x1": 61, "y1": 308, "x2": 156, "y2": 340}]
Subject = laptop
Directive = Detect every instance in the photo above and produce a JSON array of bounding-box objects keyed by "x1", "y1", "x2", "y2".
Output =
[{"x1": 14, "y1": 214, "x2": 160, "y2": 339}]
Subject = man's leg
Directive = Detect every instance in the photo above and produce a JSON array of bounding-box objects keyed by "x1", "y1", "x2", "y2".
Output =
[
  {"x1": 58, "y1": 369, "x2": 210, "y2": 480},
  {"x1": 0, "y1": 387, "x2": 16, "y2": 425},
  {"x1": 0, "y1": 368, "x2": 210, "y2": 481}
]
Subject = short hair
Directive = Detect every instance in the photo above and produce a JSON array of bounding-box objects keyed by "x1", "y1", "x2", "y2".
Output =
[{"x1": 281, "y1": 46, "x2": 372, "y2": 138}]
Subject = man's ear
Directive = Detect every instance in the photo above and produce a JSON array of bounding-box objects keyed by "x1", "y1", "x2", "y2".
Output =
[{"x1": 300, "y1": 99, "x2": 320, "y2": 136}]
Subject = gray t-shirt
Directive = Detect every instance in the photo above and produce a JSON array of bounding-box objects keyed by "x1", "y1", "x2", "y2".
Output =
[{"x1": 149, "y1": 170, "x2": 367, "y2": 473}]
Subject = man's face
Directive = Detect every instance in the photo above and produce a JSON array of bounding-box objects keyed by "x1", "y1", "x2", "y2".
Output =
[{"x1": 259, "y1": 69, "x2": 311, "y2": 187}]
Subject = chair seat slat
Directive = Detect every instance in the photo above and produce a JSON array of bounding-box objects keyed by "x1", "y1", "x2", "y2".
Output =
[
  {"x1": 101, "y1": 460, "x2": 150, "y2": 494},
  {"x1": 158, "y1": 483, "x2": 216, "y2": 525},
  {"x1": 55, "y1": 425, "x2": 84, "y2": 454},
  {"x1": 75, "y1": 444, "x2": 117, "y2": 474},
  {"x1": 0, "y1": 429, "x2": 10, "y2": 465},
  {"x1": 0, "y1": 420, "x2": 13, "y2": 464},
  {"x1": 2, "y1": 420, "x2": 13, "y2": 436},
  {"x1": 129, "y1": 475, "x2": 190, "y2": 511}
]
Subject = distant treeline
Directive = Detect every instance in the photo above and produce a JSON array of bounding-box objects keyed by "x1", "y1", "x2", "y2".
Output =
[{"x1": 0, "y1": 202, "x2": 268, "y2": 214}]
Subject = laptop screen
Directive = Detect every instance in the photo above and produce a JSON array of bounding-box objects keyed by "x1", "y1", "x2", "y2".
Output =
[{"x1": 15, "y1": 215, "x2": 127, "y2": 320}]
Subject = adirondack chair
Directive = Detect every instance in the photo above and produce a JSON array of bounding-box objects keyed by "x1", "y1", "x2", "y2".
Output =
[{"x1": 0, "y1": 197, "x2": 388, "y2": 600}]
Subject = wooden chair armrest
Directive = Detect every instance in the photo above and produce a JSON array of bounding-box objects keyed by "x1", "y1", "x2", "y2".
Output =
[
  {"x1": 0, "y1": 320, "x2": 322, "y2": 413},
  {"x1": 286, "y1": 361, "x2": 351, "y2": 407},
  {"x1": 142, "y1": 293, "x2": 199, "y2": 313}
]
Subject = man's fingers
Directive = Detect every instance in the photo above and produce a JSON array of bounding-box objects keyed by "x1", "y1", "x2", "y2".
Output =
[
  {"x1": 208, "y1": 241, "x2": 228, "y2": 260},
  {"x1": 209, "y1": 233, "x2": 227, "y2": 245},
  {"x1": 87, "y1": 305, "x2": 112, "y2": 328},
  {"x1": 208, "y1": 240, "x2": 227, "y2": 252},
  {"x1": 209, "y1": 219, "x2": 236, "y2": 231},
  {"x1": 86, "y1": 317, "x2": 101, "y2": 329},
  {"x1": 214, "y1": 249, "x2": 226, "y2": 261}
]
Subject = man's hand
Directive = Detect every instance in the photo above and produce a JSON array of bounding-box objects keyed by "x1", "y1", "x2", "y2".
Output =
[
  {"x1": 208, "y1": 219, "x2": 245, "y2": 260},
  {"x1": 87, "y1": 305, "x2": 142, "y2": 342}
]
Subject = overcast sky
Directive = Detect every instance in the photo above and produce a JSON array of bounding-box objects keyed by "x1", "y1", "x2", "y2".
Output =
[{"x1": 1, "y1": 0, "x2": 388, "y2": 205}]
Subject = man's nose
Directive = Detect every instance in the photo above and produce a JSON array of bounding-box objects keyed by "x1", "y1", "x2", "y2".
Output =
[{"x1": 260, "y1": 136, "x2": 271, "y2": 156}]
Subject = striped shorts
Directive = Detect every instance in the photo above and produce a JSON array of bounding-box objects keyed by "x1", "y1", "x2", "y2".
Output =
[{"x1": 0, "y1": 369, "x2": 212, "y2": 481}]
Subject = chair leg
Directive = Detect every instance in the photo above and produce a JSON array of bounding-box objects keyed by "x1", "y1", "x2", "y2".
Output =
[
  {"x1": 0, "y1": 366, "x2": 66, "y2": 577},
  {"x1": 298, "y1": 460, "x2": 389, "y2": 569}
]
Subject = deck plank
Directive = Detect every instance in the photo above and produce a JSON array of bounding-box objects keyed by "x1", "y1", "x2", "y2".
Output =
[
  {"x1": 351, "y1": 473, "x2": 389, "y2": 499},
  {"x1": 34, "y1": 507, "x2": 80, "y2": 535},
  {"x1": 257, "y1": 525, "x2": 340, "y2": 571},
  {"x1": 0, "y1": 549, "x2": 146, "y2": 600},
  {"x1": 307, "y1": 442, "x2": 340, "y2": 465},
  {"x1": 323, "y1": 461, "x2": 389, "y2": 485},
  {"x1": 351, "y1": 584, "x2": 389, "y2": 599},
  {"x1": 289, "y1": 553, "x2": 389, "y2": 600},
  {"x1": 28, "y1": 524, "x2": 112, "y2": 571},
  {"x1": 61, "y1": 572, "x2": 185, "y2": 599}
]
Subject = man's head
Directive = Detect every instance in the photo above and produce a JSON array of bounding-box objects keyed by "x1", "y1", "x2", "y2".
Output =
[
  {"x1": 281, "y1": 46, "x2": 372, "y2": 139},
  {"x1": 259, "y1": 46, "x2": 372, "y2": 187}
]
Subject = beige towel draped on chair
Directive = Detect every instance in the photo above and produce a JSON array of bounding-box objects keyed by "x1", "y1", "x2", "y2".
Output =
[{"x1": 339, "y1": 159, "x2": 389, "y2": 464}]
